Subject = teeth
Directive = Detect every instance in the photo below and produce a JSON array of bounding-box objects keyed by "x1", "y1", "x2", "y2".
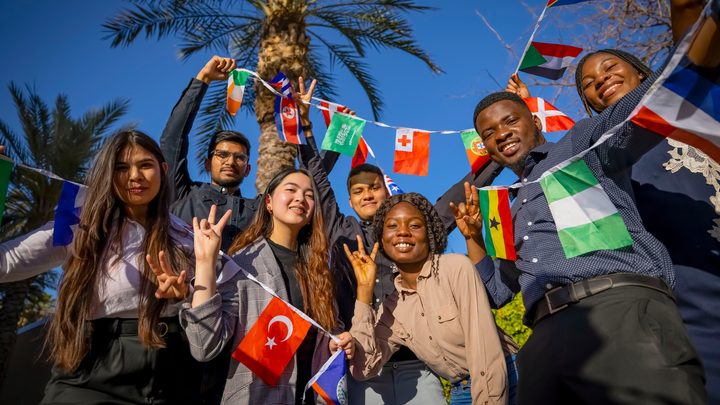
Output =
[
  {"x1": 395, "y1": 243, "x2": 411, "y2": 248},
  {"x1": 502, "y1": 142, "x2": 518, "y2": 152}
]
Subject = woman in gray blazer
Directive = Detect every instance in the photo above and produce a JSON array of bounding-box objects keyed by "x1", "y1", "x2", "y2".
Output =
[{"x1": 181, "y1": 168, "x2": 353, "y2": 404}]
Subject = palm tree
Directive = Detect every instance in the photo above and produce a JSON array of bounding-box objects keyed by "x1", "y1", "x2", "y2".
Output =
[
  {"x1": 103, "y1": 0, "x2": 442, "y2": 191},
  {"x1": 0, "y1": 83, "x2": 128, "y2": 383}
]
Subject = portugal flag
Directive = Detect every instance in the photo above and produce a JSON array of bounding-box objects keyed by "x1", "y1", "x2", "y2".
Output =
[
  {"x1": 460, "y1": 130, "x2": 491, "y2": 173},
  {"x1": 232, "y1": 297, "x2": 312, "y2": 386},
  {"x1": 478, "y1": 187, "x2": 516, "y2": 261},
  {"x1": 519, "y1": 42, "x2": 583, "y2": 80}
]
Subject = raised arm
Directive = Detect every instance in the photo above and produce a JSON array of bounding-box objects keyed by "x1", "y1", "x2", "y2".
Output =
[
  {"x1": 343, "y1": 239, "x2": 402, "y2": 379},
  {"x1": 160, "y1": 56, "x2": 236, "y2": 200},
  {"x1": 0, "y1": 222, "x2": 68, "y2": 283},
  {"x1": 452, "y1": 182, "x2": 517, "y2": 308}
]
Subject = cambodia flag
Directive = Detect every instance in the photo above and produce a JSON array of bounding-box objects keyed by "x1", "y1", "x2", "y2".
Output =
[
  {"x1": 304, "y1": 350, "x2": 348, "y2": 405},
  {"x1": 53, "y1": 181, "x2": 86, "y2": 246},
  {"x1": 232, "y1": 297, "x2": 312, "y2": 386}
]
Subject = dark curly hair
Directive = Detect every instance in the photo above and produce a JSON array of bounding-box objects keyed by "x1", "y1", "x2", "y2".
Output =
[{"x1": 372, "y1": 192, "x2": 448, "y2": 278}]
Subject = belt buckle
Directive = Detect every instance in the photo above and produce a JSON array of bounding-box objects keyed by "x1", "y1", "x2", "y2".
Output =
[
  {"x1": 545, "y1": 286, "x2": 569, "y2": 315},
  {"x1": 157, "y1": 322, "x2": 169, "y2": 337}
]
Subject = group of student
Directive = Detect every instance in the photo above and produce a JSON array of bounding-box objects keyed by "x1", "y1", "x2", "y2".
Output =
[{"x1": 0, "y1": 0, "x2": 718, "y2": 404}]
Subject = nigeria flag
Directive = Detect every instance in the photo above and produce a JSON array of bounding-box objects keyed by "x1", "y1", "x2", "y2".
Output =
[{"x1": 539, "y1": 158, "x2": 632, "y2": 258}]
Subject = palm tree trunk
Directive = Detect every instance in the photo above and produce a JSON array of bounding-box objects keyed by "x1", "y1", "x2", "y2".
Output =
[
  {"x1": 254, "y1": 0, "x2": 310, "y2": 193},
  {"x1": 0, "y1": 279, "x2": 32, "y2": 385}
]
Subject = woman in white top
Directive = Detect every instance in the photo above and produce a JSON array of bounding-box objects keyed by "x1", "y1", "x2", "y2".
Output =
[{"x1": 0, "y1": 130, "x2": 204, "y2": 404}]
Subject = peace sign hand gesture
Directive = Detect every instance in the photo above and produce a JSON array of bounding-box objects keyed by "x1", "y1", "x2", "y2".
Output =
[
  {"x1": 343, "y1": 235, "x2": 379, "y2": 305},
  {"x1": 148, "y1": 251, "x2": 189, "y2": 300},
  {"x1": 450, "y1": 182, "x2": 484, "y2": 241},
  {"x1": 193, "y1": 205, "x2": 233, "y2": 265}
]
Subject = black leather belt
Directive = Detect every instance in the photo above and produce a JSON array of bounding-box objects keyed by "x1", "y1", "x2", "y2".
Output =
[
  {"x1": 91, "y1": 317, "x2": 182, "y2": 337},
  {"x1": 526, "y1": 273, "x2": 674, "y2": 327}
]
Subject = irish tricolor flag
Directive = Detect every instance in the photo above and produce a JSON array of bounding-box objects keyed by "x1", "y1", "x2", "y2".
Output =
[
  {"x1": 539, "y1": 158, "x2": 632, "y2": 258},
  {"x1": 226, "y1": 70, "x2": 250, "y2": 116},
  {"x1": 478, "y1": 187, "x2": 516, "y2": 261},
  {"x1": 519, "y1": 42, "x2": 583, "y2": 80}
]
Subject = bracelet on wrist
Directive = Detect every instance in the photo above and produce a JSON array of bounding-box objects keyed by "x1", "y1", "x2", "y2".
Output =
[{"x1": 301, "y1": 123, "x2": 313, "y2": 131}]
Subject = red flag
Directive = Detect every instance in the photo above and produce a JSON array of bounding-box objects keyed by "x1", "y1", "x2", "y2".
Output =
[
  {"x1": 232, "y1": 297, "x2": 311, "y2": 386},
  {"x1": 275, "y1": 96, "x2": 304, "y2": 144},
  {"x1": 393, "y1": 129, "x2": 430, "y2": 176},
  {"x1": 523, "y1": 97, "x2": 575, "y2": 133},
  {"x1": 351, "y1": 137, "x2": 375, "y2": 168},
  {"x1": 320, "y1": 100, "x2": 345, "y2": 127}
]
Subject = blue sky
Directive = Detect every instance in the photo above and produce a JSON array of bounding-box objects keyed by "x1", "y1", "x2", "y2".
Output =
[{"x1": 0, "y1": 0, "x2": 583, "y2": 253}]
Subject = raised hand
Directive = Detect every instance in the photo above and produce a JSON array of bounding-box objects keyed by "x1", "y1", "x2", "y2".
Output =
[
  {"x1": 343, "y1": 235, "x2": 379, "y2": 305},
  {"x1": 505, "y1": 73, "x2": 531, "y2": 99},
  {"x1": 329, "y1": 331, "x2": 355, "y2": 360},
  {"x1": 296, "y1": 76, "x2": 317, "y2": 127},
  {"x1": 148, "y1": 250, "x2": 188, "y2": 300},
  {"x1": 196, "y1": 56, "x2": 237, "y2": 85},
  {"x1": 193, "y1": 204, "x2": 233, "y2": 265},
  {"x1": 450, "y1": 182, "x2": 483, "y2": 241}
]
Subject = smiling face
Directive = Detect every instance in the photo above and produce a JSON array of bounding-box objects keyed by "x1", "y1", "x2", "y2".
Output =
[
  {"x1": 580, "y1": 52, "x2": 645, "y2": 113},
  {"x1": 266, "y1": 172, "x2": 316, "y2": 231},
  {"x1": 348, "y1": 172, "x2": 389, "y2": 221},
  {"x1": 475, "y1": 99, "x2": 544, "y2": 176},
  {"x1": 205, "y1": 140, "x2": 251, "y2": 189},
  {"x1": 381, "y1": 202, "x2": 430, "y2": 271},
  {"x1": 113, "y1": 144, "x2": 165, "y2": 219}
]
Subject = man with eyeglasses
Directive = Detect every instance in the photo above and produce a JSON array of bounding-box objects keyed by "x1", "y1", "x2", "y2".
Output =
[
  {"x1": 160, "y1": 55, "x2": 258, "y2": 253},
  {"x1": 159, "y1": 56, "x2": 260, "y2": 405}
]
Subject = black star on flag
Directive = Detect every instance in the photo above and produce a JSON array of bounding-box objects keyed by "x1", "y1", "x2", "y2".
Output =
[{"x1": 490, "y1": 216, "x2": 500, "y2": 230}]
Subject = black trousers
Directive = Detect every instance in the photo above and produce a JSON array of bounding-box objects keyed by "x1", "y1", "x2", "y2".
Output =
[
  {"x1": 40, "y1": 318, "x2": 203, "y2": 405},
  {"x1": 517, "y1": 286, "x2": 707, "y2": 405}
]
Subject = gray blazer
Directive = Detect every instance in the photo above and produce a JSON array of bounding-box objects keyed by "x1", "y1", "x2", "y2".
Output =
[{"x1": 179, "y1": 238, "x2": 331, "y2": 404}]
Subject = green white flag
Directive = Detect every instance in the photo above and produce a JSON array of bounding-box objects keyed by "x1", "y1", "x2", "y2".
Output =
[
  {"x1": 0, "y1": 159, "x2": 13, "y2": 221},
  {"x1": 321, "y1": 113, "x2": 365, "y2": 156},
  {"x1": 539, "y1": 158, "x2": 632, "y2": 258}
]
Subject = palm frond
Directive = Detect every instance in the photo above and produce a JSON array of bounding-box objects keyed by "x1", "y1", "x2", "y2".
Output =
[
  {"x1": 0, "y1": 121, "x2": 30, "y2": 164},
  {"x1": 179, "y1": 17, "x2": 262, "y2": 60},
  {"x1": 305, "y1": 45, "x2": 338, "y2": 102},
  {"x1": 103, "y1": 2, "x2": 255, "y2": 48},
  {"x1": 310, "y1": 35, "x2": 383, "y2": 119},
  {"x1": 313, "y1": 0, "x2": 434, "y2": 14}
]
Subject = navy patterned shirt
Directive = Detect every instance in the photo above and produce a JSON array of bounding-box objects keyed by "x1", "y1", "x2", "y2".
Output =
[{"x1": 477, "y1": 70, "x2": 675, "y2": 311}]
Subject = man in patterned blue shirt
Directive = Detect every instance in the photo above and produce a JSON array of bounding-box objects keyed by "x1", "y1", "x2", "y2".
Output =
[{"x1": 468, "y1": 2, "x2": 718, "y2": 403}]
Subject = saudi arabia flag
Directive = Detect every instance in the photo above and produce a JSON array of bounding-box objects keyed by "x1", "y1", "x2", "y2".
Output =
[{"x1": 539, "y1": 158, "x2": 632, "y2": 258}]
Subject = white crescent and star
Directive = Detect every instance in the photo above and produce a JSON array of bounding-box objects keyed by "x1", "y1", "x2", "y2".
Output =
[{"x1": 265, "y1": 315, "x2": 294, "y2": 349}]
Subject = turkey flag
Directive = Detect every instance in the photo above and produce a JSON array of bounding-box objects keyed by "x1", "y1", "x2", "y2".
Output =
[{"x1": 232, "y1": 297, "x2": 312, "y2": 385}]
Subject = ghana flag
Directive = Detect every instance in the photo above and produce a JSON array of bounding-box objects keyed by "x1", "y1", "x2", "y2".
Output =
[{"x1": 478, "y1": 187, "x2": 516, "y2": 261}]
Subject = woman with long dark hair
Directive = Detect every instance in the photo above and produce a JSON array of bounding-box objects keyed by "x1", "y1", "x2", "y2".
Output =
[
  {"x1": 0, "y1": 130, "x2": 203, "y2": 403},
  {"x1": 344, "y1": 192, "x2": 509, "y2": 405},
  {"x1": 181, "y1": 167, "x2": 353, "y2": 404}
]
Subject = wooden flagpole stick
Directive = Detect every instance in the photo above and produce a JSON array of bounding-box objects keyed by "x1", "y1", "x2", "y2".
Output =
[{"x1": 514, "y1": 3, "x2": 550, "y2": 74}]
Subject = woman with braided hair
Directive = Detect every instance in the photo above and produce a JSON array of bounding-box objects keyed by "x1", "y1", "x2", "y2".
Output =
[{"x1": 343, "y1": 192, "x2": 511, "y2": 405}]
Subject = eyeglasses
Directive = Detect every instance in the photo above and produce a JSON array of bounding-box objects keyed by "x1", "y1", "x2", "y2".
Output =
[{"x1": 213, "y1": 150, "x2": 249, "y2": 164}]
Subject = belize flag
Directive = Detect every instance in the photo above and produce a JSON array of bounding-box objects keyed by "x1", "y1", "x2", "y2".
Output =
[
  {"x1": 53, "y1": 181, "x2": 86, "y2": 246},
  {"x1": 631, "y1": 63, "x2": 720, "y2": 163},
  {"x1": 304, "y1": 349, "x2": 348, "y2": 405}
]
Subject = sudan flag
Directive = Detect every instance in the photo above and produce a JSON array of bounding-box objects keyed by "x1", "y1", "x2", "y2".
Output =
[
  {"x1": 519, "y1": 42, "x2": 583, "y2": 80},
  {"x1": 478, "y1": 187, "x2": 516, "y2": 261}
]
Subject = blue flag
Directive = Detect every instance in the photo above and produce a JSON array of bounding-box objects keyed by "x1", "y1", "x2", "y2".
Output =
[
  {"x1": 304, "y1": 350, "x2": 348, "y2": 405},
  {"x1": 383, "y1": 174, "x2": 404, "y2": 196},
  {"x1": 53, "y1": 181, "x2": 85, "y2": 246}
]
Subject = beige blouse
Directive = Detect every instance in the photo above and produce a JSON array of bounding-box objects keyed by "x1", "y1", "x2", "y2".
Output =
[{"x1": 350, "y1": 253, "x2": 508, "y2": 405}]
